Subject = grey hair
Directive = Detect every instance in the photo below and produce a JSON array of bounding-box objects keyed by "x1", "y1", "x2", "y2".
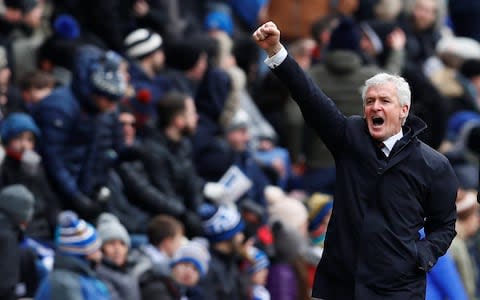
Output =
[{"x1": 361, "y1": 73, "x2": 411, "y2": 124}]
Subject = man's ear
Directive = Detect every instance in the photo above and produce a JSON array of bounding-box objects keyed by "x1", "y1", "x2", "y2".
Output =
[{"x1": 400, "y1": 105, "x2": 409, "y2": 119}]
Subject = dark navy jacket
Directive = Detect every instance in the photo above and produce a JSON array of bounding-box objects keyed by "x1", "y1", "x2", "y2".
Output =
[
  {"x1": 273, "y1": 55, "x2": 458, "y2": 299},
  {"x1": 32, "y1": 87, "x2": 123, "y2": 204}
]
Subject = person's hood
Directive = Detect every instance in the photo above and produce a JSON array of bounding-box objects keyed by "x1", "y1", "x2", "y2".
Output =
[
  {"x1": 324, "y1": 50, "x2": 362, "y2": 75},
  {"x1": 70, "y1": 45, "x2": 104, "y2": 112}
]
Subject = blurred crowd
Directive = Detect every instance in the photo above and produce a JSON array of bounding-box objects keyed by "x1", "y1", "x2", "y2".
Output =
[{"x1": 0, "y1": 0, "x2": 480, "y2": 299}]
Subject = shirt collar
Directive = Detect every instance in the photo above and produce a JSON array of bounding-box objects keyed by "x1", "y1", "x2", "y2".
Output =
[{"x1": 382, "y1": 129, "x2": 403, "y2": 155}]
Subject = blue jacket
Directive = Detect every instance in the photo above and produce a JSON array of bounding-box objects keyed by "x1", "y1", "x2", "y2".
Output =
[
  {"x1": 35, "y1": 255, "x2": 110, "y2": 300},
  {"x1": 32, "y1": 87, "x2": 123, "y2": 201},
  {"x1": 127, "y1": 62, "x2": 172, "y2": 125}
]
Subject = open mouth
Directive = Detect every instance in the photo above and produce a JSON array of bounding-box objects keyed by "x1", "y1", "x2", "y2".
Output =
[{"x1": 372, "y1": 117, "x2": 384, "y2": 126}]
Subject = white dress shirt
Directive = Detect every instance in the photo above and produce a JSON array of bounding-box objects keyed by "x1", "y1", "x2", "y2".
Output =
[{"x1": 381, "y1": 129, "x2": 403, "y2": 157}]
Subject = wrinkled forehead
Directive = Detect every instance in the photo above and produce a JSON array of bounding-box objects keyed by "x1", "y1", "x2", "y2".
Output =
[{"x1": 365, "y1": 82, "x2": 398, "y2": 99}]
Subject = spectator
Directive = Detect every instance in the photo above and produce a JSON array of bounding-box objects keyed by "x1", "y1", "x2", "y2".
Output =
[
  {"x1": 108, "y1": 106, "x2": 179, "y2": 234},
  {"x1": 141, "y1": 92, "x2": 219, "y2": 236},
  {"x1": 19, "y1": 70, "x2": 56, "y2": 110},
  {"x1": 266, "y1": 221, "x2": 310, "y2": 300},
  {"x1": 222, "y1": 110, "x2": 271, "y2": 208},
  {"x1": 0, "y1": 45, "x2": 22, "y2": 119},
  {"x1": 130, "y1": 215, "x2": 185, "y2": 280},
  {"x1": 0, "y1": 112, "x2": 60, "y2": 241},
  {"x1": 34, "y1": 211, "x2": 110, "y2": 299},
  {"x1": 1, "y1": 0, "x2": 47, "y2": 81},
  {"x1": 400, "y1": 0, "x2": 442, "y2": 71},
  {"x1": 31, "y1": 45, "x2": 127, "y2": 221},
  {"x1": 244, "y1": 246, "x2": 271, "y2": 300},
  {"x1": 96, "y1": 213, "x2": 141, "y2": 300},
  {"x1": 141, "y1": 239, "x2": 211, "y2": 299},
  {"x1": 123, "y1": 28, "x2": 171, "y2": 130},
  {"x1": 0, "y1": 184, "x2": 36, "y2": 300},
  {"x1": 193, "y1": 203, "x2": 250, "y2": 300},
  {"x1": 304, "y1": 193, "x2": 333, "y2": 288},
  {"x1": 164, "y1": 37, "x2": 208, "y2": 96},
  {"x1": 449, "y1": 191, "x2": 480, "y2": 299},
  {"x1": 265, "y1": 185, "x2": 309, "y2": 235}
]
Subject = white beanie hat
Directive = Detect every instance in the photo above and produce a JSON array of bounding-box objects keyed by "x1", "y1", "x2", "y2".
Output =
[
  {"x1": 97, "y1": 213, "x2": 131, "y2": 248},
  {"x1": 265, "y1": 186, "x2": 308, "y2": 231}
]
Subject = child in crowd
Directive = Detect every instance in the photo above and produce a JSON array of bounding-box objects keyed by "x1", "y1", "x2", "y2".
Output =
[
  {"x1": 96, "y1": 213, "x2": 141, "y2": 300},
  {"x1": 130, "y1": 215, "x2": 185, "y2": 279},
  {"x1": 245, "y1": 246, "x2": 271, "y2": 300},
  {"x1": 34, "y1": 211, "x2": 110, "y2": 299}
]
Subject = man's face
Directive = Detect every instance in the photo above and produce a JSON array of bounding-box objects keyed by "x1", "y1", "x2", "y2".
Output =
[
  {"x1": 23, "y1": 3, "x2": 44, "y2": 29},
  {"x1": 180, "y1": 98, "x2": 199, "y2": 136},
  {"x1": 412, "y1": 0, "x2": 436, "y2": 31},
  {"x1": 102, "y1": 239, "x2": 128, "y2": 266},
  {"x1": 119, "y1": 112, "x2": 136, "y2": 145},
  {"x1": 364, "y1": 82, "x2": 408, "y2": 141},
  {"x1": 94, "y1": 96, "x2": 118, "y2": 112},
  {"x1": 226, "y1": 127, "x2": 250, "y2": 152},
  {"x1": 151, "y1": 50, "x2": 165, "y2": 74}
]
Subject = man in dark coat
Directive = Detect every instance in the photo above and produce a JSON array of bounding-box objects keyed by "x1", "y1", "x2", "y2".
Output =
[
  {"x1": 141, "y1": 92, "x2": 222, "y2": 237},
  {"x1": 253, "y1": 22, "x2": 458, "y2": 300}
]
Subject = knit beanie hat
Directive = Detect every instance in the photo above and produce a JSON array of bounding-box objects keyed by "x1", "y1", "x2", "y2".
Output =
[
  {"x1": 204, "y1": 11, "x2": 234, "y2": 36},
  {"x1": 0, "y1": 112, "x2": 40, "y2": 144},
  {"x1": 265, "y1": 186, "x2": 308, "y2": 231},
  {"x1": 96, "y1": 212, "x2": 131, "y2": 248},
  {"x1": 328, "y1": 17, "x2": 362, "y2": 52},
  {"x1": 225, "y1": 109, "x2": 249, "y2": 132},
  {"x1": 90, "y1": 50, "x2": 127, "y2": 101},
  {"x1": 53, "y1": 14, "x2": 80, "y2": 40},
  {"x1": 307, "y1": 193, "x2": 333, "y2": 233},
  {"x1": 55, "y1": 211, "x2": 102, "y2": 257},
  {"x1": 171, "y1": 238, "x2": 211, "y2": 277},
  {"x1": 245, "y1": 246, "x2": 269, "y2": 275},
  {"x1": 199, "y1": 203, "x2": 245, "y2": 243},
  {"x1": 124, "y1": 28, "x2": 163, "y2": 60},
  {"x1": 0, "y1": 184, "x2": 34, "y2": 224}
]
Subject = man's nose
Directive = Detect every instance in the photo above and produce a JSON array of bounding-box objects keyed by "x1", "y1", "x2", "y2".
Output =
[{"x1": 372, "y1": 100, "x2": 382, "y2": 110}]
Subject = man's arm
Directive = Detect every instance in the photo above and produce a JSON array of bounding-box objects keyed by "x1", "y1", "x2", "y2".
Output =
[
  {"x1": 253, "y1": 22, "x2": 347, "y2": 150},
  {"x1": 35, "y1": 107, "x2": 101, "y2": 217},
  {"x1": 417, "y1": 159, "x2": 458, "y2": 272}
]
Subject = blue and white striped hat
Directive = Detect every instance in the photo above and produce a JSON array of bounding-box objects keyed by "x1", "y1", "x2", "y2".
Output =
[
  {"x1": 55, "y1": 211, "x2": 102, "y2": 256},
  {"x1": 171, "y1": 238, "x2": 211, "y2": 277},
  {"x1": 246, "y1": 247, "x2": 270, "y2": 274},
  {"x1": 199, "y1": 204, "x2": 244, "y2": 243}
]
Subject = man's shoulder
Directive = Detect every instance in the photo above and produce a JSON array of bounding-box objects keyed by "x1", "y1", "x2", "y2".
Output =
[{"x1": 418, "y1": 141, "x2": 452, "y2": 170}]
